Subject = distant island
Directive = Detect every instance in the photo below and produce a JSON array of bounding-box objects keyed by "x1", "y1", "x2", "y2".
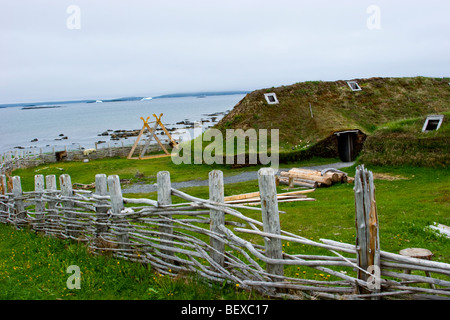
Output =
[
  {"x1": 0, "y1": 90, "x2": 250, "y2": 108},
  {"x1": 21, "y1": 105, "x2": 62, "y2": 110}
]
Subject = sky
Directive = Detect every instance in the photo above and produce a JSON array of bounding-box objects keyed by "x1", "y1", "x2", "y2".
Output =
[{"x1": 1, "y1": 0, "x2": 449, "y2": 104}]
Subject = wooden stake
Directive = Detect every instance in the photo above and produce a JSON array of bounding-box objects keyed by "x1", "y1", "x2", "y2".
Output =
[
  {"x1": 157, "y1": 171, "x2": 174, "y2": 262},
  {"x1": 258, "y1": 168, "x2": 284, "y2": 278},
  {"x1": 209, "y1": 170, "x2": 225, "y2": 269}
]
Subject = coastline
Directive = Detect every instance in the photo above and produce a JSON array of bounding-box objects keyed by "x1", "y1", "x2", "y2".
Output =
[
  {"x1": 1, "y1": 110, "x2": 230, "y2": 166},
  {"x1": 5, "y1": 110, "x2": 229, "y2": 155}
]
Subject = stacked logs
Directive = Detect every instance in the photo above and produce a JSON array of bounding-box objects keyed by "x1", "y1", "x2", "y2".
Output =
[{"x1": 277, "y1": 168, "x2": 353, "y2": 188}]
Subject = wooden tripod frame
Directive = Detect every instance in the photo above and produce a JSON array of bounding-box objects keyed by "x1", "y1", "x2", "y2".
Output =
[{"x1": 127, "y1": 113, "x2": 178, "y2": 160}]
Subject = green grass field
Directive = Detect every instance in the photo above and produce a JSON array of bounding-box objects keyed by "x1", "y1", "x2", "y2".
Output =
[{"x1": 2, "y1": 156, "x2": 449, "y2": 300}]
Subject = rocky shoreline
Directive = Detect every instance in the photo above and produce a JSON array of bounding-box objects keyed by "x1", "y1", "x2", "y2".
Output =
[
  {"x1": 10, "y1": 111, "x2": 229, "y2": 152},
  {"x1": 95, "y1": 111, "x2": 227, "y2": 143}
]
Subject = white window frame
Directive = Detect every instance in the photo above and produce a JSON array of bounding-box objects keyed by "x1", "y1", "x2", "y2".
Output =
[
  {"x1": 422, "y1": 115, "x2": 444, "y2": 132},
  {"x1": 347, "y1": 81, "x2": 362, "y2": 92},
  {"x1": 264, "y1": 93, "x2": 279, "y2": 104}
]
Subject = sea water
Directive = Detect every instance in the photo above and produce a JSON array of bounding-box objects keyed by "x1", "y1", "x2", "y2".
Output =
[{"x1": 0, "y1": 94, "x2": 245, "y2": 155}]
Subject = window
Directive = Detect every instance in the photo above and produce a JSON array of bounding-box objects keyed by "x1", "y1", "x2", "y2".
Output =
[
  {"x1": 422, "y1": 115, "x2": 444, "y2": 132},
  {"x1": 264, "y1": 93, "x2": 279, "y2": 104},
  {"x1": 347, "y1": 81, "x2": 362, "y2": 91}
]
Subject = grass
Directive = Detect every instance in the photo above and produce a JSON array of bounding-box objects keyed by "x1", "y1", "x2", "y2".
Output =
[
  {"x1": 0, "y1": 224, "x2": 264, "y2": 300},
  {"x1": 4, "y1": 156, "x2": 450, "y2": 299},
  {"x1": 359, "y1": 111, "x2": 450, "y2": 167},
  {"x1": 12, "y1": 155, "x2": 337, "y2": 192},
  {"x1": 214, "y1": 76, "x2": 450, "y2": 152}
]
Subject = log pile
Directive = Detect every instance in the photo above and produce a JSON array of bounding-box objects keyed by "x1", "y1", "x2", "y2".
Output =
[
  {"x1": 224, "y1": 189, "x2": 316, "y2": 206},
  {"x1": 277, "y1": 168, "x2": 353, "y2": 188}
]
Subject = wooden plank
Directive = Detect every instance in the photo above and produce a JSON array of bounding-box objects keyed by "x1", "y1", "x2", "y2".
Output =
[
  {"x1": 224, "y1": 191, "x2": 261, "y2": 201},
  {"x1": 153, "y1": 113, "x2": 178, "y2": 149},
  {"x1": 225, "y1": 194, "x2": 307, "y2": 204},
  {"x1": 138, "y1": 153, "x2": 172, "y2": 160},
  {"x1": 223, "y1": 188, "x2": 315, "y2": 202},
  {"x1": 140, "y1": 120, "x2": 161, "y2": 158},
  {"x1": 12, "y1": 176, "x2": 26, "y2": 227},
  {"x1": 258, "y1": 168, "x2": 283, "y2": 277},
  {"x1": 34, "y1": 175, "x2": 45, "y2": 232},
  {"x1": 238, "y1": 197, "x2": 316, "y2": 206},
  {"x1": 45, "y1": 175, "x2": 59, "y2": 236},
  {"x1": 108, "y1": 175, "x2": 130, "y2": 250},
  {"x1": 209, "y1": 170, "x2": 225, "y2": 269},
  {"x1": 94, "y1": 174, "x2": 109, "y2": 236},
  {"x1": 60, "y1": 174, "x2": 78, "y2": 239},
  {"x1": 127, "y1": 125, "x2": 147, "y2": 159},
  {"x1": 157, "y1": 171, "x2": 174, "y2": 262}
]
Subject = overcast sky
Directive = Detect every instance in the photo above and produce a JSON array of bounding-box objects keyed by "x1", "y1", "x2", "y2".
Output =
[{"x1": 1, "y1": 0, "x2": 449, "y2": 104}]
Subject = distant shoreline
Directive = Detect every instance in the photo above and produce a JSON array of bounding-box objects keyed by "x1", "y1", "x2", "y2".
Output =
[{"x1": 0, "y1": 91, "x2": 249, "y2": 109}]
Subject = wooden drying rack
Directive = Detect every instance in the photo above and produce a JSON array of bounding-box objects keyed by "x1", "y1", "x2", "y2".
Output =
[{"x1": 127, "y1": 113, "x2": 178, "y2": 160}]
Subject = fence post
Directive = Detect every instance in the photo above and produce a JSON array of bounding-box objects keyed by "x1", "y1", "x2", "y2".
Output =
[
  {"x1": 95, "y1": 174, "x2": 109, "y2": 237},
  {"x1": 60, "y1": 174, "x2": 77, "y2": 239},
  {"x1": 12, "y1": 176, "x2": 26, "y2": 228},
  {"x1": 157, "y1": 171, "x2": 174, "y2": 262},
  {"x1": 0, "y1": 174, "x2": 7, "y2": 223},
  {"x1": 108, "y1": 175, "x2": 130, "y2": 252},
  {"x1": 354, "y1": 165, "x2": 380, "y2": 295},
  {"x1": 258, "y1": 168, "x2": 284, "y2": 278},
  {"x1": 45, "y1": 175, "x2": 58, "y2": 236},
  {"x1": 34, "y1": 175, "x2": 45, "y2": 232},
  {"x1": 209, "y1": 170, "x2": 225, "y2": 269}
]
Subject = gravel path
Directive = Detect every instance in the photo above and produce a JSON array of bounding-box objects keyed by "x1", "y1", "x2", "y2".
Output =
[{"x1": 122, "y1": 161, "x2": 355, "y2": 194}]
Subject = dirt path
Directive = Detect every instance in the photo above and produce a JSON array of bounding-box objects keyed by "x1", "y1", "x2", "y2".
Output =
[{"x1": 122, "y1": 161, "x2": 355, "y2": 194}]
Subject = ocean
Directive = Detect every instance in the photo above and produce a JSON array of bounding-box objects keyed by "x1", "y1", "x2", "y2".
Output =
[{"x1": 0, "y1": 94, "x2": 246, "y2": 155}]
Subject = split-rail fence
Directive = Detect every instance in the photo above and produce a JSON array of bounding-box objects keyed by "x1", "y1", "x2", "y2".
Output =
[{"x1": 0, "y1": 165, "x2": 449, "y2": 300}]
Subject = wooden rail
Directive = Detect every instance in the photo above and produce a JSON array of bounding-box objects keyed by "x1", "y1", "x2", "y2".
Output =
[{"x1": 0, "y1": 166, "x2": 449, "y2": 300}]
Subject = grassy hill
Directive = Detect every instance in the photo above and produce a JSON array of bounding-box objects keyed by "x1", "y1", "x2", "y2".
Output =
[{"x1": 214, "y1": 76, "x2": 449, "y2": 165}]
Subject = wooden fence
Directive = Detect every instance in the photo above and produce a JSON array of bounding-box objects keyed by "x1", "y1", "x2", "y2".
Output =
[
  {"x1": 0, "y1": 143, "x2": 164, "y2": 176},
  {"x1": 0, "y1": 165, "x2": 449, "y2": 300}
]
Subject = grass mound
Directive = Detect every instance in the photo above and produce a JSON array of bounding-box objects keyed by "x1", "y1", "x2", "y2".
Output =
[{"x1": 359, "y1": 112, "x2": 450, "y2": 167}]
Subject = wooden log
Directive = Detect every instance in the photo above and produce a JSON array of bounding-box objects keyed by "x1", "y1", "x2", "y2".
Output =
[
  {"x1": 157, "y1": 171, "x2": 174, "y2": 261},
  {"x1": 224, "y1": 189, "x2": 315, "y2": 202},
  {"x1": 400, "y1": 248, "x2": 436, "y2": 289},
  {"x1": 354, "y1": 165, "x2": 380, "y2": 295},
  {"x1": 277, "y1": 176, "x2": 318, "y2": 188},
  {"x1": 12, "y1": 176, "x2": 26, "y2": 227},
  {"x1": 289, "y1": 168, "x2": 338, "y2": 182},
  {"x1": 45, "y1": 175, "x2": 59, "y2": 236},
  {"x1": 224, "y1": 191, "x2": 261, "y2": 202},
  {"x1": 258, "y1": 168, "x2": 283, "y2": 278},
  {"x1": 34, "y1": 175, "x2": 45, "y2": 232},
  {"x1": 0, "y1": 175, "x2": 7, "y2": 222},
  {"x1": 60, "y1": 174, "x2": 78, "y2": 239},
  {"x1": 0, "y1": 174, "x2": 6, "y2": 195},
  {"x1": 281, "y1": 171, "x2": 332, "y2": 186},
  {"x1": 108, "y1": 175, "x2": 130, "y2": 251},
  {"x1": 209, "y1": 170, "x2": 225, "y2": 269},
  {"x1": 94, "y1": 174, "x2": 109, "y2": 237}
]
